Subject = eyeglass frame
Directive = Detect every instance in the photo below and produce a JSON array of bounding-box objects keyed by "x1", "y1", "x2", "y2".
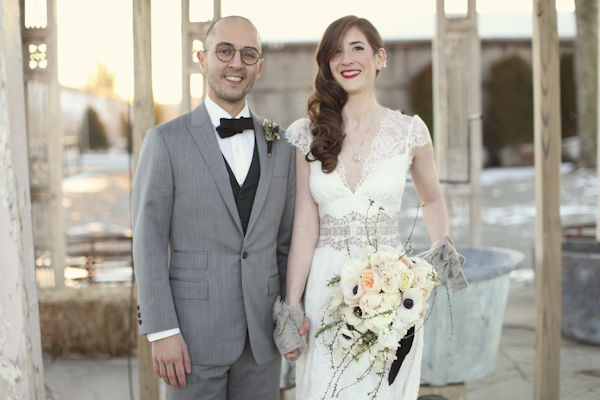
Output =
[{"x1": 202, "y1": 43, "x2": 262, "y2": 65}]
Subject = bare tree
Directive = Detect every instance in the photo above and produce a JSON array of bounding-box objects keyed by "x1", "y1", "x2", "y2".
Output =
[
  {"x1": 574, "y1": 0, "x2": 598, "y2": 168},
  {"x1": 84, "y1": 61, "x2": 117, "y2": 98}
]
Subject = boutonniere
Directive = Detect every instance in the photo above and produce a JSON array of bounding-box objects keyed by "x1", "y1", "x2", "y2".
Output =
[{"x1": 263, "y1": 119, "x2": 281, "y2": 157}]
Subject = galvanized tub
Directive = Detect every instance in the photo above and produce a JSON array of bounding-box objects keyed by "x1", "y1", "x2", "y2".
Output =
[{"x1": 418, "y1": 246, "x2": 526, "y2": 386}]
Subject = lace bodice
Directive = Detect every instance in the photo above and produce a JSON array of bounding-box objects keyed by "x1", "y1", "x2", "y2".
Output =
[{"x1": 286, "y1": 109, "x2": 432, "y2": 252}]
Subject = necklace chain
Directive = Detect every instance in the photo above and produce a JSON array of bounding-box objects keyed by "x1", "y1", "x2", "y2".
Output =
[{"x1": 345, "y1": 107, "x2": 379, "y2": 163}]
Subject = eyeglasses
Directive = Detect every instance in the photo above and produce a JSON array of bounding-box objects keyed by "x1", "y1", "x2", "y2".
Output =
[{"x1": 204, "y1": 44, "x2": 261, "y2": 65}]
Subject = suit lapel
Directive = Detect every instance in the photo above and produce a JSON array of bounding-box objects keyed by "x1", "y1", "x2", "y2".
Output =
[
  {"x1": 245, "y1": 112, "x2": 274, "y2": 237},
  {"x1": 187, "y1": 104, "x2": 243, "y2": 234}
]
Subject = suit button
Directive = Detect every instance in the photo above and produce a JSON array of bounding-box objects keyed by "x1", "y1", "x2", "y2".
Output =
[
  {"x1": 137, "y1": 305, "x2": 140, "y2": 310},
  {"x1": 238, "y1": 194, "x2": 245, "y2": 200},
  {"x1": 138, "y1": 320, "x2": 142, "y2": 325},
  {"x1": 138, "y1": 312, "x2": 141, "y2": 318},
  {"x1": 242, "y1": 252, "x2": 248, "y2": 259}
]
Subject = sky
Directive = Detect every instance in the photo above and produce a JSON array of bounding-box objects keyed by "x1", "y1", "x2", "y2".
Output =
[{"x1": 56, "y1": 0, "x2": 576, "y2": 104}]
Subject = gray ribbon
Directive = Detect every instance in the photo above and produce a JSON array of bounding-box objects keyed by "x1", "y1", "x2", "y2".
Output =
[
  {"x1": 417, "y1": 235, "x2": 469, "y2": 295},
  {"x1": 272, "y1": 296, "x2": 307, "y2": 356}
]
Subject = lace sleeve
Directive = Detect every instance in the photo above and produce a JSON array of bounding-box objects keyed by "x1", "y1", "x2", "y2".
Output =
[
  {"x1": 407, "y1": 115, "x2": 432, "y2": 153},
  {"x1": 285, "y1": 118, "x2": 312, "y2": 155}
]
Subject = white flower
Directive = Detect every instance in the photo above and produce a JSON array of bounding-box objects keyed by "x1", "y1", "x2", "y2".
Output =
[
  {"x1": 364, "y1": 308, "x2": 396, "y2": 334},
  {"x1": 411, "y1": 266, "x2": 428, "y2": 289},
  {"x1": 341, "y1": 276, "x2": 364, "y2": 306},
  {"x1": 358, "y1": 245, "x2": 377, "y2": 261},
  {"x1": 395, "y1": 288, "x2": 424, "y2": 325},
  {"x1": 342, "y1": 305, "x2": 366, "y2": 330},
  {"x1": 341, "y1": 258, "x2": 368, "y2": 281},
  {"x1": 338, "y1": 325, "x2": 361, "y2": 351},
  {"x1": 398, "y1": 269, "x2": 415, "y2": 292},
  {"x1": 370, "y1": 246, "x2": 399, "y2": 269},
  {"x1": 377, "y1": 328, "x2": 403, "y2": 349},
  {"x1": 359, "y1": 292, "x2": 383, "y2": 313},
  {"x1": 380, "y1": 270, "x2": 400, "y2": 293},
  {"x1": 324, "y1": 286, "x2": 344, "y2": 310}
]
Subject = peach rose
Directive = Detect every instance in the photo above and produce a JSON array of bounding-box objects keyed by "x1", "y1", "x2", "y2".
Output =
[{"x1": 361, "y1": 270, "x2": 382, "y2": 293}]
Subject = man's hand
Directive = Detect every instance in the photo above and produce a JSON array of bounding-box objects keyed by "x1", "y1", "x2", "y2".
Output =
[
  {"x1": 284, "y1": 316, "x2": 311, "y2": 362},
  {"x1": 151, "y1": 333, "x2": 192, "y2": 389}
]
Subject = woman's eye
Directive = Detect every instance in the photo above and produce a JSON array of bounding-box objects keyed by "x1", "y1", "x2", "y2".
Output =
[{"x1": 353, "y1": 46, "x2": 364, "y2": 51}]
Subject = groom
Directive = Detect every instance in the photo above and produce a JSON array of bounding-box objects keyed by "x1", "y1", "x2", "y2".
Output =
[{"x1": 132, "y1": 16, "x2": 302, "y2": 399}]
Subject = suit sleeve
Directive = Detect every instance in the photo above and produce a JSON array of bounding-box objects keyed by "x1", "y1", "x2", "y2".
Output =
[
  {"x1": 275, "y1": 134, "x2": 296, "y2": 300},
  {"x1": 132, "y1": 127, "x2": 179, "y2": 335}
]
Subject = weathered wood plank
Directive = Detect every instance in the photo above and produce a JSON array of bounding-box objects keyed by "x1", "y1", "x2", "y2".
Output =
[
  {"x1": 532, "y1": 1, "x2": 563, "y2": 399},
  {"x1": 0, "y1": 0, "x2": 46, "y2": 397},
  {"x1": 133, "y1": 0, "x2": 158, "y2": 398}
]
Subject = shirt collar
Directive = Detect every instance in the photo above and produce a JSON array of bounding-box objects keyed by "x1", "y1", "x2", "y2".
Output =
[{"x1": 204, "y1": 95, "x2": 251, "y2": 129}]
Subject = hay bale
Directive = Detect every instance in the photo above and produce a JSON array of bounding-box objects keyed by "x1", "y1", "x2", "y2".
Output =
[{"x1": 38, "y1": 286, "x2": 138, "y2": 357}]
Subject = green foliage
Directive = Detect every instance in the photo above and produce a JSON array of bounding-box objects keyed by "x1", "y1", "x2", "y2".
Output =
[
  {"x1": 485, "y1": 53, "x2": 534, "y2": 149},
  {"x1": 409, "y1": 63, "x2": 434, "y2": 139},
  {"x1": 85, "y1": 106, "x2": 109, "y2": 150},
  {"x1": 560, "y1": 52, "x2": 577, "y2": 138}
]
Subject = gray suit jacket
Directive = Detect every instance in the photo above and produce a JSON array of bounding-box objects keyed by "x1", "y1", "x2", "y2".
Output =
[{"x1": 132, "y1": 103, "x2": 295, "y2": 366}]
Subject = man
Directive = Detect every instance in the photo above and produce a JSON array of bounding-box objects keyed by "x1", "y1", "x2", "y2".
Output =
[{"x1": 132, "y1": 16, "x2": 304, "y2": 399}]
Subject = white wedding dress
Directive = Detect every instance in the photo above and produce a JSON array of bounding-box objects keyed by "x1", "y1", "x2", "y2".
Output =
[{"x1": 286, "y1": 109, "x2": 432, "y2": 400}]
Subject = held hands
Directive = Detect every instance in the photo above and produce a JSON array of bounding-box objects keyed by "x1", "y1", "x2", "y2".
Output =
[
  {"x1": 272, "y1": 296, "x2": 310, "y2": 360},
  {"x1": 284, "y1": 316, "x2": 310, "y2": 362},
  {"x1": 151, "y1": 333, "x2": 192, "y2": 389}
]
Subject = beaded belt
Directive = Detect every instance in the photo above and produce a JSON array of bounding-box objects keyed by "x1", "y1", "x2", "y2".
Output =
[{"x1": 319, "y1": 225, "x2": 399, "y2": 237}]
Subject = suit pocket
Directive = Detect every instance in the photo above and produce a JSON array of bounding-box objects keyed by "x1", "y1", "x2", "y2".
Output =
[
  {"x1": 268, "y1": 274, "x2": 280, "y2": 297},
  {"x1": 171, "y1": 251, "x2": 208, "y2": 270},
  {"x1": 170, "y1": 278, "x2": 208, "y2": 300}
]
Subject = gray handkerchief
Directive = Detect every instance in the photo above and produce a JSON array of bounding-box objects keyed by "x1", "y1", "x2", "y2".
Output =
[
  {"x1": 417, "y1": 235, "x2": 469, "y2": 295},
  {"x1": 272, "y1": 296, "x2": 307, "y2": 356}
]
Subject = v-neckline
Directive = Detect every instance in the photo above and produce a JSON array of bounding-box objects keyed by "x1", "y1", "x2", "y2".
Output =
[{"x1": 336, "y1": 109, "x2": 389, "y2": 194}]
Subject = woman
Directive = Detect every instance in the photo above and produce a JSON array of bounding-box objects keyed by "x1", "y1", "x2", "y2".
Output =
[{"x1": 280, "y1": 16, "x2": 452, "y2": 399}]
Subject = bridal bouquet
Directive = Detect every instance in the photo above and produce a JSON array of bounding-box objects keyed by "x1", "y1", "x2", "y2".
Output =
[{"x1": 316, "y1": 245, "x2": 440, "y2": 398}]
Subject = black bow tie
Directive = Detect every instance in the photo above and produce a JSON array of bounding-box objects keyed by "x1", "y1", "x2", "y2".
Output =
[{"x1": 216, "y1": 117, "x2": 254, "y2": 138}]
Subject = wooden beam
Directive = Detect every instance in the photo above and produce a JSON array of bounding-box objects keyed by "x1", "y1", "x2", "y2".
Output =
[
  {"x1": 532, "y1": 1, "x2": 562, "y2": 399},
  {"x1": 597, "y1": 0, "x2": 600, "y2": 242},
  {"x1": 133, "y1": 0, "x2": 158, "y2": 399},
  {"x1": 0, "y1": 0, "x2": 46, "y2": 396}
]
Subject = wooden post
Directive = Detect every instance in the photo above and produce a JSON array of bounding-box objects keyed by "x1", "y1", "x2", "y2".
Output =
[
  {"x1": 532, "y1": 1, "x2": 562, "y2": 399},
  {"x1": 181, "y1": 0, "x2": 221, "y2": 113},
  {"x1": 133, "y1": 0, "x2": 158, "y2": 399},
  {"x1": 597, "y1": 0, "x2": 600, "y2": 242},
  {"x1": 432, "y1": 0, "x2": 482, "y2": 246},
  {"x1": 0, "y1": 0, "x2": 46, "y2": 397}
]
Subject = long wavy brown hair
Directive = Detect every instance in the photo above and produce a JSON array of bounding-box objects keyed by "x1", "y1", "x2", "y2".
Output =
[{"x1": 307, "y1": 16, "x2": 384, "y2": 173}]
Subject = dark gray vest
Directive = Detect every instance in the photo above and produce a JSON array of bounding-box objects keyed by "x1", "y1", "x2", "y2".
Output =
[{"x1": 223, "y1": 141, "x2": 260, "y2": 234}]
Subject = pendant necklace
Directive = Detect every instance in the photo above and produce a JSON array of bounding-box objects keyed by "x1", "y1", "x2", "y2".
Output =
[{"x1": 345, "y1": 107, "x2": 379, "y2": 163}]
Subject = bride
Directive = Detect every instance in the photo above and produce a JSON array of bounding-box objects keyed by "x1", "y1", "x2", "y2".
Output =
[{"x1": 277, "y1": 15, "x2": 454, "y2": 399}]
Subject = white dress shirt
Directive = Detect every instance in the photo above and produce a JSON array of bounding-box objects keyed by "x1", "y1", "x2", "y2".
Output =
[{"x1": 147, "y1": 97, "x2": 256, "y2": 342}]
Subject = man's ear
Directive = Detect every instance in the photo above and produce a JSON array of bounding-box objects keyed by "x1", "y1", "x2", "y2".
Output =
[
  {"x1": 197, "y1": 51, "x2": 207, "y2": 74},
  {"x1": 256, "y1": 58, "x2": 264, "y2": 78}
]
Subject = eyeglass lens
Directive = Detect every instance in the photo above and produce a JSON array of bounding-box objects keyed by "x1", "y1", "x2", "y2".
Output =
[{"x1": 215, "y1": 45, "x2": 260, "y2": 65}]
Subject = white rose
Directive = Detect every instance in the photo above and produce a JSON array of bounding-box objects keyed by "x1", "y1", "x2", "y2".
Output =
[
  {"x1": 411, "y1": 267, "x2": 427, "y2": 289},
  {"x1": 380, "y1": 270, "x2": 400, "y2": 293},
  {"x1": 382, "y1": 291, "x2": 401, "y2": 308},
  {"x1": 398, "y1": 269, "x2": 415, "y2": 292},
  {"x1": 359, "y1": 292, "x2": 383, "y2": 312}
]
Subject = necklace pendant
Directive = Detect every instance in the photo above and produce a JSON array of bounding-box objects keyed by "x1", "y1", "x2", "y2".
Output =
[{"x1": 352, "y1": 153, "x2": 360, "y2": 163}]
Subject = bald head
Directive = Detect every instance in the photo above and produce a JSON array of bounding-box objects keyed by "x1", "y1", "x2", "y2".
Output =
[{"x1": 205, "y1": 16, "x2": 262, "y2": 52}]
